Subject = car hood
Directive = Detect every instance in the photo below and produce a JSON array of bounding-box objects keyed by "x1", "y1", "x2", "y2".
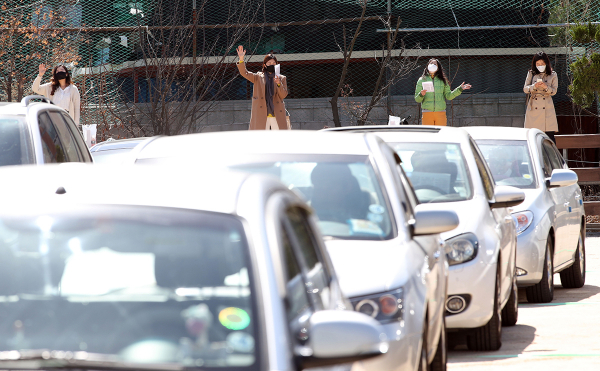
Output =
[{"x1": 324, "y1": 238, "x2": 419, "y2": 298}]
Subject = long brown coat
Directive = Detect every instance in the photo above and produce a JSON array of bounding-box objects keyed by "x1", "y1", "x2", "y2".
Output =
[
  {"x1": 237, "y1": 62, "x2": 290, "y2": 130},
  {"x1": 523, "y1": 70, "x2": 558, "y2": 132}
]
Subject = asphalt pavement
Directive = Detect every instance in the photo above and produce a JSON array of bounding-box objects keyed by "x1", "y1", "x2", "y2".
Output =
[{"x1": 448, "y1": 233, "x2": 600, "y2": 370}]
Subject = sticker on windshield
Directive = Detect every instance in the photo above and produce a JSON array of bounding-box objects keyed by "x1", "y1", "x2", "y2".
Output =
[
  {"x1": 369, "y1": 204, "x2": 385, "y2": 214},
  {"x1": 226, "y1": 332, "x2": 255, "y2": 353},
  {"x1": 348, "y1": 219, "x2": 384, "y2": 236},
  {"x1": 523, "y1": 174, "x2": 531, "y2": 179},
  {"x1": 219, "y1": 307, "x2": 251, "y2": 330}
]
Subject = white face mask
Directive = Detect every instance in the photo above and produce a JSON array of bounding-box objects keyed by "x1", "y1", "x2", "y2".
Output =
[
  {"x1": 428, "y1": 64, "x2": 438, "y2": 72},
  {"x1": 537, "y1": 65, "x2": 546, "y2": 73}
]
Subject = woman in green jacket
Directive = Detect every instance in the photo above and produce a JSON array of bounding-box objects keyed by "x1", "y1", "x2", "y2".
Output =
[{"x1": 414, "y1": 59, "x2": 472, "y2": 126}]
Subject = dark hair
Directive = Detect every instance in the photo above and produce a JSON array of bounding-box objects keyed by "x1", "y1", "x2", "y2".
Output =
[
  {"x1": 530, "y1": 52, "x2": 553, "y2": 75},
  {"x1": 421, "y1": 58, "x2": 450, "y2": 85},
  {"x1": 262, "y1": 53, "x2": 278, "y2": 72},
  {"x1": 50, "y1": 65, "x2": 72, "y2": 96}
]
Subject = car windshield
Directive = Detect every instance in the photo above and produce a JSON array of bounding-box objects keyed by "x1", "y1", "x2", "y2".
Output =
[
  {"x1": 91, "y1": 148, "x2": 135, "y2": 164},
  {"x1": 391, "y1": 142, "x2": 473, "y2": 203},
  {"x1": 0, "y1": 205, "x2": 258, "y2": 370},
  {"x1": 0, "y1": 115, "x2": 33, "y2": 167},
  {"x1": 476, "y1": 140, "x2": 537, "y2": 189},
  {"x1": 229, "y1": 155, "x2": 394, "y2": 241}
]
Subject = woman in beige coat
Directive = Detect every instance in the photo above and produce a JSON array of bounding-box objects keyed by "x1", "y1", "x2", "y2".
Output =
[
  {"x1": 33, "y1": 64, "x2": 81, "y2": 127},
  {"x1": 523, "y1": 52, "x2": 558, "y2": 142},
  {"x1": 236, "y1": 46, "x2": 290, "y2": 130}
]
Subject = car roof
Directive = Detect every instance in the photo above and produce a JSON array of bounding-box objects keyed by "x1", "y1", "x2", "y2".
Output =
[
  {"x1": 0, "y1": 101, "x2": 57, "y2": 116},
  {"x1": 463, "y1": 126, "x2": 540, "y2": 141},
  {"x1": 91, "y1": 137, "x2": 150, "y2": 152},
  {"x1": 0, "y1": 164, "x2": 257, "y2": 215},
  {"x1": 136, "y1": 131, "x2": 372, "y2": 160},
  {"x1": 324, "y1": 125, "x2": 472, "y2": 144}
]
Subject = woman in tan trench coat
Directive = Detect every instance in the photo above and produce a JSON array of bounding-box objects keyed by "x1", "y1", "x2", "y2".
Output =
[
  {"x1": 236, "y1": 46, "x2": 290, "y2": 130},
  {"x1": 523, "y1": 52, "x2": 558, "y2": 142}
]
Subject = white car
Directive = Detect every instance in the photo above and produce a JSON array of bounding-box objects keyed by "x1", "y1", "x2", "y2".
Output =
[
  {"x1": 326, "y1": 126, "x2": 524, "y2": 351},
  {"x1": 0, "y1": 95, "x2": 92, "y2": 166},
  {"x1": 0, "y1": 164, "x2": 387, "y2": 371},
  {"x1": 465, "y1": 126, "x2": 585, "y2": 303},
  {"x1": 129, "y1": 131, "x2": 459, "y2": 371}
]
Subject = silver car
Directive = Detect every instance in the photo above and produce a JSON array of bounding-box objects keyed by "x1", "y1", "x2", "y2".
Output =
[
  {"x1": 0, "y1": 164, "x2": 386, "y2": 371},
  {"x1": 326, "y1": 126, "x2": 524, "y2": 351},
  {"x1": 0, "y1": 95, "x2": 93, "y2": 166},
  {"x1": 465, "y1": 127, "x2": 585, "y2": 303},
  {"x1": 129, "y1": 130, "x2": 459, "y2": 371},
  {"x1": 90, "y1": 137, "x2": 150, "y2": 164}
]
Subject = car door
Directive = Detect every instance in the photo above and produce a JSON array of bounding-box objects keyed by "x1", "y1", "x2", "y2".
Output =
[
  {"x1": 469, "y1": 139, "x2": 516, "y2": 298},
  {"x1": 56, "y1": 111, "x2": 94, "y2": 162},
  {"x1": 540, "y1": 138, "x2": 577, "y2": 267}
]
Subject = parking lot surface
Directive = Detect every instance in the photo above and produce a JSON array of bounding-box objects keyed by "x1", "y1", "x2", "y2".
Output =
[{"x1": 448, "y1": 234, "x2": 600, "y2": 370}]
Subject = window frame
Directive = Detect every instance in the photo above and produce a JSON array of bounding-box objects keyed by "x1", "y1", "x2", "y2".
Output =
[{"x1": 469, "y1": 138, "x2": 496, "y2": 201}]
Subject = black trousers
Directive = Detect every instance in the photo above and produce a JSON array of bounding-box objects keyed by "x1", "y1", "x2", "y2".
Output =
[{"x1": 546, "y1": 131, "x2": 556, "y2": 144}]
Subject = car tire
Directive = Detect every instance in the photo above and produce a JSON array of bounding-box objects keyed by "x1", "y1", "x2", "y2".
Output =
[
  {"x1": 429, "y1": 317, "x2": 447, "y2": 371},
  {"x1": 526, "y1": 237, "x2": 554, "y2": 303},
  {"x1": 501, "y1": 268, "x2": 519, "y2": 326},
  {"x1": 560, "y1": 226, "x2": 586, "y2": 288},
  {"x1": 467, "y1": 258, "x2": 502, "y2": 351}
]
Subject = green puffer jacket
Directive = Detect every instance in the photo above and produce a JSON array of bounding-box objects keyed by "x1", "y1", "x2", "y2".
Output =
[{"x1": 414, "y1": 75, "x2": 463, "y2": 112}]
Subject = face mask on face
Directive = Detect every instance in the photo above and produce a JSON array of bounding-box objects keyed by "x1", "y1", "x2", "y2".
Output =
[
  {"x1": 536, "y1": 65, "x2": 546, "y2": 73},
  {"x1": 265, "y1": 65, "x2": 275, "y2": 73},
  {"x1": 428, "y1": 64, "x2": 438, "y2": 73},
  {"x1": 55, "y1": 71, "x2": 68, "y2": 80}
]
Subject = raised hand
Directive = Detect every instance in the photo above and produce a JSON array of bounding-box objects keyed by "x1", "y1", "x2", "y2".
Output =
[
  {"x1": 236, "y1": 45, "x2": 246, "y2": 60},
  {"x1": 420, "y1": 89, "x2": 427, "y2": 96},
  {"x1": 461, "y1": 82, "x2": 472, "y2": 90},
  {"x1": 274, "y1": 76, "x2": 281, "y2": 85},
  {"x1": 39, "y1": 63, "x2": 47, "y2": 75}
]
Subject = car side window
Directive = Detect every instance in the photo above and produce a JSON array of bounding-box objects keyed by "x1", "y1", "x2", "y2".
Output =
[
  {"x1": 284, "y1": 206, "x2": 331, "y2": 309},
  {"x1": 38, "y1": 112, "x2": 70, "y2": 163},
  {"x1": 59, "y1": 111, "x2": 92, "y2": 162},
  {"x1": 542, "y1": 140, "x2": 563, "y2": 170},
  {"x1": 281, "y1": 225, "x2": 311, "y2": 321},
  {"x1": 48, "y1": 111, "x2": 82, "y2": 162},
  {"x1": 469, "y1": 139, "x2": 495, "y2": 200}
]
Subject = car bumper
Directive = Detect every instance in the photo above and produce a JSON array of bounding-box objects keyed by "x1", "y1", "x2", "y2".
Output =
[
  {"x1": 351, "y1": 320, "x2": 420, "y2": 371},
  {"x1": 445, "y1": 259, "x2": 496, "y2": 329},
  {"x1": 515, "y1": 224, "x2": 546, "y2": 286}
]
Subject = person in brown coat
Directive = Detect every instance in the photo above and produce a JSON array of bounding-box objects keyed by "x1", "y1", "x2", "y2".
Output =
[
  {"x1": 236, "y1": 46, "x2": 290, "y2": 130},
  {"x1": 523, "y1": 52, "x2": 558, "y2": 142}
]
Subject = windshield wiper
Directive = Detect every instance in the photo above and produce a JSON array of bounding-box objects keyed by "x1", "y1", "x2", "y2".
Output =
[{"x1": 0, "y1": 350, "x2": 183, "y2": 371}]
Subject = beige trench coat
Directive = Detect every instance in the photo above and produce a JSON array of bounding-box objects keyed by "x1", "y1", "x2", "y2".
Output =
[
  {"x1": 237, "y1": 62, "x2": 290, "y2": 130},
  {"x1": 523, "y1": 70, "x2": 558, "y2": 132}
]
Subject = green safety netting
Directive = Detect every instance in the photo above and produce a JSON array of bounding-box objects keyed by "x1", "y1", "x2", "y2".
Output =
[{"x1": 0, "y1": 0, "x2": 598, "y2": 137}]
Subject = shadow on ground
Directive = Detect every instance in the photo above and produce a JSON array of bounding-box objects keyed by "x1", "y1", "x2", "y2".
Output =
[{"x1": 448, "y1": 324, "x2": 537, "y2": 363}]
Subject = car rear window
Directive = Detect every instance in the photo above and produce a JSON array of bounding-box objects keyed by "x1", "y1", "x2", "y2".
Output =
[{"x1": 0, "y1": 115, "x2": 33, "y2": 166}]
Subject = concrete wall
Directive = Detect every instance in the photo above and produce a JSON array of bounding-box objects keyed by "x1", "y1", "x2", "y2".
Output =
[{"x1": 197, "y1": 93, "x2": 527, "y2": 131}]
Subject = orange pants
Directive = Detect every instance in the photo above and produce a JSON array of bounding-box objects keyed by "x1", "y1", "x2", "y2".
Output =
[{"x1": 422, "y1": 111, "x2": 447, "y2": 126}]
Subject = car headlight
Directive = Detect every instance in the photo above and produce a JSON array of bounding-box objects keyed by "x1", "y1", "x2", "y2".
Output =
[
  {"x1": 512, "y1": 211, "x2": 533, "y2": 235},
  {"x1": 350, "y1": 288, "x2": 403, "y2": 324},
  {"x1": 445, "y1": 233, "x2": 478, "y2": 266}
]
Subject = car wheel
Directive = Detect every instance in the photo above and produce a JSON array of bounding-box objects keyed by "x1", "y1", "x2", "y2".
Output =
[
  {"x1": 501, "y1": 267, "x2": 519, "y2": 326},
  {"x1": 467, "y1": 258, "x2": 502, "y2": 351},
  {"x1": 525, "y1": 237, "x2": 554, "y2": 303},
  {"x1": 429, "y1": 317, "x2": 447, "y2": 371},
  {"x1": 560, "y1": 226, "x2": 586, "y2": 288}
]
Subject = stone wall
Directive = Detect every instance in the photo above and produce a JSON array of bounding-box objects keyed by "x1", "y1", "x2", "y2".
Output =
[{"x1": 196, "y1": 92, "x2": 527, "y2": 131}]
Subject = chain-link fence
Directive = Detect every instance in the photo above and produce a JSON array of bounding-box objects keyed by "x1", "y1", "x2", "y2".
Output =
[{"x1": 1, "y1": 0, "x2": 599, "y2": 138}]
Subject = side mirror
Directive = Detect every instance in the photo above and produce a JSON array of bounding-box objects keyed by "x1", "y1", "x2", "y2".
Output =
[
  {"x1": 490, "y1": 185, "x2": 525, "y2": 209},
  {"x1": 412, "y1": 208, "x2": 459, "y2": 236},
  {"x1": 298, "y1": 310, "x2": 387, "y2": 369},
  {"x1": 547, "y1": 169, "x2": 578, "y2": 188}
]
